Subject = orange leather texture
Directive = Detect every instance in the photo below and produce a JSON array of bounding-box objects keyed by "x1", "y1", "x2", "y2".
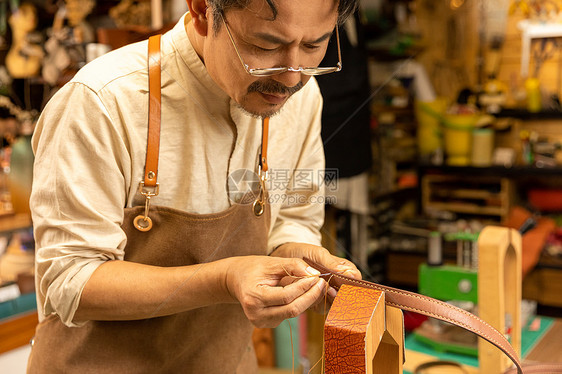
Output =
[
  {"x1": 324, "y1": 285, "x2": 383, "y2": 373},
  {"x1": 144, "y1": 34, "x2": 161, "y2": 188}
]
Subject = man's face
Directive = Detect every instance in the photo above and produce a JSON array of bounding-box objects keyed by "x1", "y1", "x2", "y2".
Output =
[{"x1": 202, "y1": 0, "x2": 339, "y2": 117}]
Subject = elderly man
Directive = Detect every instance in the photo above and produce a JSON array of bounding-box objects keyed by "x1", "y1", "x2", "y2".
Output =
[{"x1": 28, "y1": 0, "x2": 360, "y2": 372}]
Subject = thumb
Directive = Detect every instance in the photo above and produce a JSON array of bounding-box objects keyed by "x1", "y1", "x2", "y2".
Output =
[{"x1": 313, "y1": 254, "x2": 361, "y2": 280}]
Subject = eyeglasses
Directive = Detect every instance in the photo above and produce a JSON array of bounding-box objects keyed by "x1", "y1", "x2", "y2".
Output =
[{"x1": 221, "y1": 15, "x2": 342, "y2": 77}]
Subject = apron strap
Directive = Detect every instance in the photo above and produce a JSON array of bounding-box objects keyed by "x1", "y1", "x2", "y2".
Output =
[
  {"x1": 259, "y1": 117, "x2": 269, "y2": 174},
  {"x1": 144, "y1": 34, "x2": 162, "y2": 189},
  {"x1": 134, "y1": 34, "x2": 162, "y2": 232}
]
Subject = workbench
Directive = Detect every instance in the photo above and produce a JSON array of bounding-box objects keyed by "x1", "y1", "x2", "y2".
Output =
[{"x1": 403, "y1": 316, "x2": 562, "y2": 374}]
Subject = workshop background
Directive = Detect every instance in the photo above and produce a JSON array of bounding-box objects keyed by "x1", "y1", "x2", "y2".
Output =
[{"x1": 1, "y1": 0, "x2": 562, "y2": 373}]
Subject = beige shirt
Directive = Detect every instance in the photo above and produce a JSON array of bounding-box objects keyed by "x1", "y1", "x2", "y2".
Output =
[{"x1": 30, "y1": 14, "x2": 325, "y2": 327}]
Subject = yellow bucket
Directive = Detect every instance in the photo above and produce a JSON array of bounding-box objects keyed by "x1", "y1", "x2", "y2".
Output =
[
  {"x1": 415, "y1": 98, "x2": 447, "y2": 155},
  {"x1": 442, "y1": 114, "x2": 479, "y2": 166}
]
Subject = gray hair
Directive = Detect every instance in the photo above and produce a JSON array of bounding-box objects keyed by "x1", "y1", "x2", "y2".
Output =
[{"x1": 207, "y1": 0, "x2": 358, "y2": 34}]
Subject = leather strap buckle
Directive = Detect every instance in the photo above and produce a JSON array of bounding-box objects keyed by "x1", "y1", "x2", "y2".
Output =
[
  {"x1": 138, "y1": 181, "x2": 160, "y2": 197},
  {"x1": 257, "y1": 164, "x2": 268, "y2": 183},
  {"x1": 134, "y1": 181, "x2": 159, "y2": 232},
  {"x1": 253, "y1": 171, "x2": 267, "y2": 216}
]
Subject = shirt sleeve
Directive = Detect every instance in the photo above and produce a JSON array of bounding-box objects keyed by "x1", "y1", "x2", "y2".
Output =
[
  {"x1": 31, "y1": 82, "x2": 131, "y2": 327},
  {"x1": 267, "y1": 85, "x2": 325, "y2": 252}
]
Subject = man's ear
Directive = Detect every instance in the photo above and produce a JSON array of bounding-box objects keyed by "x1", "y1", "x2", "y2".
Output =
[{"x1": 186, "y1": 0, "x2": 209, "y2": 36}]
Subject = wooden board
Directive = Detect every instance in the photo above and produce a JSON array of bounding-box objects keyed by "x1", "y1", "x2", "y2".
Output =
[
  {"x1": 526, "y1": 320, "x2": 562, "y2": 363},
  {"x1": 0, "y1": 311, "x2": 37, "y2": 354}
]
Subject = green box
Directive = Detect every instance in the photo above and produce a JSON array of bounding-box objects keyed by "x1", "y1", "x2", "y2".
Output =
[{"x1": 418, "y1": 264, "x2": 478, "y2": 303}]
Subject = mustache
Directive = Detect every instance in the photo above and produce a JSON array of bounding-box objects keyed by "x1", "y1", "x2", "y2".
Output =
[{"x1": 247, "y1": 80, "x2": 303, "y2": 96}]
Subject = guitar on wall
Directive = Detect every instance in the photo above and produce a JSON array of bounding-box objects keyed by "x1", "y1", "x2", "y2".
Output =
[{"x1": 5, "y1": 2, "x2": 44, "y2": 79}]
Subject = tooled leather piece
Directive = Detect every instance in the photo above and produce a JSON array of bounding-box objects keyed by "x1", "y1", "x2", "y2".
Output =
[
  {"x1": 324, "y1": 285, "x2": 384, "y2": 373},
  {"x1": 144, "y1": 34, "x2": 161, "y2": 188},
  {"x1": 303, "y1": 258, "x2": 524, "y2": 374}
]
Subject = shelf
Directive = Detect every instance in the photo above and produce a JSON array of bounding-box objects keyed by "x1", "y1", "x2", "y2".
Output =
[
  {"x1": 425, "y1": 202, "x2": 504, "y2": 217},
  {"x1": 431, "y1": 188, "x2": 498, "y2": 200},
  {"x1": 0, "y1": 214, "x2": 32, "y2": 233},
  {"x1": 418, "y1": 163, "x2": 562, "y2": 177},
  {"x1": 494, "y1": 108, "x2": 562, "y2": 120},
  {"x1": 421, "y1": 174, "x2": 513, "y2": 220}
]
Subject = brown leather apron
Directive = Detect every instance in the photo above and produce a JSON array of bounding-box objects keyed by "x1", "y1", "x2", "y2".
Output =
[{"x1": 28, "y1": 35, "x2": 271, "y2": 373}]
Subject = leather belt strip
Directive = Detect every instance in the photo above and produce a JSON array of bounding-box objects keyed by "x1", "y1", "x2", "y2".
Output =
[{"x1": 303, "y1": 258, "x2": 526, "y2": 373}]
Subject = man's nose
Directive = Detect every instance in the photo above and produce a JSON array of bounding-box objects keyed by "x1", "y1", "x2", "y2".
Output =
[
  {"x1": 273, "y1": 70, "x2": 303, "y2": 88},
  {"x1": 273, "y1": 48, "x2": 304, "y2": 87}
]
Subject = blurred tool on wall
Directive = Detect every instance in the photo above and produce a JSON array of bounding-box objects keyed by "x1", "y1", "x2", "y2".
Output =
[{"x1": 477, "y1": 0, "x2": 510, "y2": 112}]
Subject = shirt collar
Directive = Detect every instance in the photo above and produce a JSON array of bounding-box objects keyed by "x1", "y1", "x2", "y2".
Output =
[{"x1": 170, "y1": 12, "x2": 231, "y2": 103}]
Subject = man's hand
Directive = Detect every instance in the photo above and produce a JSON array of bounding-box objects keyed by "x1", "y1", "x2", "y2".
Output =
[
  {"x1": 271, "y1": 242, "x2": 361, "y2": 279},
  {"x1": 224, "y1": 256, "x2": 328, "y2": 328},
  {"x1": 270, "y1": 242, "x2": 362, "y2": 312}
]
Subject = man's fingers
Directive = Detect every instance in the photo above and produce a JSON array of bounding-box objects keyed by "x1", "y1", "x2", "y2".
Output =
[
  {"x1": 258, "y1": 278, "x2": 328, "y2": 326},
  {"x1": 280, "y1": 260, "x2": 322, "y2": 278},
  {"x1": 309, "y1": 284, "x2": 336, "y2": 313},
  {"x1": 260, "y1": 276, "x2": 323, "y2": 307},
  {"x1": 303, "y1": 250, "x2": 362, "y2": 280},
  {"x1": 334, "y1": 259, "x2": 361, "y2": 279}
]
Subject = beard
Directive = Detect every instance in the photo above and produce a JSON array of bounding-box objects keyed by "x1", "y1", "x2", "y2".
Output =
[{"x1": 237, "y1": 79, "x2": 304, "y2": 118}]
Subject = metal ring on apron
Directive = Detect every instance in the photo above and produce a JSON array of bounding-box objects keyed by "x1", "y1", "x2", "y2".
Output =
[
  {"x1": 134, "y1": 215, "x2": 153, "y2": 232},
  {"x1": 252, "y1": 200, "x2": 264, "y2": 216}
]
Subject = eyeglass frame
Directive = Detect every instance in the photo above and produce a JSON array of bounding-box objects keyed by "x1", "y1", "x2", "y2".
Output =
[{"x1": 220, "y1": 14, "x2": 342, "y2": 77}]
